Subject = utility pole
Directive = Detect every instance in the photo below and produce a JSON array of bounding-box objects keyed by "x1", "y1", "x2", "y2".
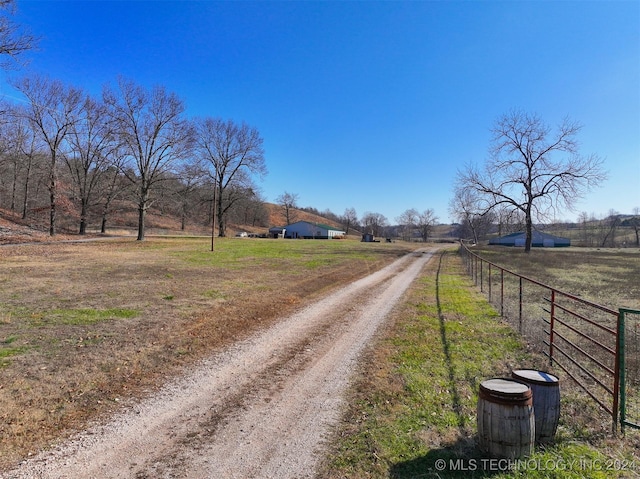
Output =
[{"x1": 211, "y1": 183, "x2": 217, "y2": 252}]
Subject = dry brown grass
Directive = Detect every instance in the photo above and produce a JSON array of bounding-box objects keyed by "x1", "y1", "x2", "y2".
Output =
[{"x1": 0, "y1": 236, "x2": 421, "y2": 470}]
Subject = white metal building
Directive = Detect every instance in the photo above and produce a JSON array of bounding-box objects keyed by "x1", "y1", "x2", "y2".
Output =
[{"x1": 278, "y1": 221, "x2": 345, "y2": 239}]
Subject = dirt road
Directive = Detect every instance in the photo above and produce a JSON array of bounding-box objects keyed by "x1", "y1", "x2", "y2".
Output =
[{"x1": 3, "y1": 248, "x2": 437, "y2": 479}]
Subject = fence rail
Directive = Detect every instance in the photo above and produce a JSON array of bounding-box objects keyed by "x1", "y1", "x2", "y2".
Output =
[{"x1": 458, "y1": 242, "x2": 639, "y2": 433}]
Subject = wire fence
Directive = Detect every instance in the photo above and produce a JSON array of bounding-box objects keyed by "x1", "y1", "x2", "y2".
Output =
[
  {"x1": 459, "y1": 242, "x2": 639, "y2": 433},
  {"x1": 620, "y1": 309, "x2": 640, "y2": 431}
]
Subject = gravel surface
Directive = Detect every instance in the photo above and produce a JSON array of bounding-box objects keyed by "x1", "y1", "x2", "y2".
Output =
[{"x1": 3, "y1": 248, "x2": 437, "y2": 479}]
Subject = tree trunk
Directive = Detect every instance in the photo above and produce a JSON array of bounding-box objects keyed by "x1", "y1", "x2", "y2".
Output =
[
  {"x1": 22, "y1": 171, "x2": 30, "y2": 219},
  {"x1": 524, "y1": 215, "x2": 533, "y2": 253},
  {"x1": 100, "y1": 193, "x2": 112, "y2": 234},
  {"x1": 79, "y1": 198, "x2": 88, "y2": 235},
  {"x1": 468, "y1": 217, "x2": 478, "y2": 244},
  {"x1": 137, "y1": 182, "x2": 151, "y2": 241},
  {"x1": 49, "y1": 165, "x2": 56, "y2": 236},
  {"x1": 100, "y1": 200, "x2": 109, "y2": 234},
  {"x1": 217, "y1": 193, "x2": 226, "y2": 237},
  {"x1": 137, "y1": 203, "x2": 146, "y2": 241},
  {"x1": 10, "y1": 163, "x2": 17, "y2": 212}
]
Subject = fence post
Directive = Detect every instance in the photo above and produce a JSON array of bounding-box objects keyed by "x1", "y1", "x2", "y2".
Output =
[
  {"x1": 465, "y1": 247, "x2": 470, "y2": 273},
  {"x1": 518, "y1": 277, "x2": 523, "y2": 334},
  {"x1": 615, "y1": 309, "x2": 625, "y2": 434},
  {"x1": 500, "y1": 269, "x2": 504, "y2": 317},
  {"x1": 457, "y1": 242, "x2": 634, "y2": 434},
  {"x1": 549, "y1": 290, "x2": 555, "y2": 367},
  {"x1": 474, "y1": 256, "x2": 478, "y2": 285}
]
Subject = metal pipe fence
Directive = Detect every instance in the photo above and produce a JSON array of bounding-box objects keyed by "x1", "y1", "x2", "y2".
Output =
[{"x1": 458, "y1": 242, "x2": 639, "y2": 433}]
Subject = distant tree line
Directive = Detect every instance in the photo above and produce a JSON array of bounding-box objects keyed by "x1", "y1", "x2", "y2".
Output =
[
  {"x1": 275, "y1": 192, "x2": 440, "y2": 242},
  {"x1": 0, "y1": 2, "x2": 271, "y2": 241},
  {"x1": 1, "y1": 64, "x2": 443, "y2": 243},
  {"x1": 0, "y1": 3, "x2": 444, "y2": 244},
  {"x1": 0, "y1": 75, "x2": 269, "y2": 240},
  {"x1": 575, "y1": 209, "x2": 640, "y2": 248},
  {"x1": 448, "y1": 207, "x2": 640, "y2": 248}
]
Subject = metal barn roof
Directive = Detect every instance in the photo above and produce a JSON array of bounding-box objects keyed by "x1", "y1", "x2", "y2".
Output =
[{"x1": 489, "y1": 231, "x2": 571, "y2": 247}]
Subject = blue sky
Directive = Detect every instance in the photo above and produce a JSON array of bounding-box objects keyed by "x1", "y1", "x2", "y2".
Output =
[{"x1": 2, "y1": 0, "x2": 638, "y2": 224}]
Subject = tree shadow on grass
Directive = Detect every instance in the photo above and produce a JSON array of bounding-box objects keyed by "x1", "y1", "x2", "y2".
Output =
[
  {"x1": 390, "y1": 251, "x2": 506, "y2": 478},
  {"x1": 436, "y1": 250, "x2": 468, "y2": 432}
]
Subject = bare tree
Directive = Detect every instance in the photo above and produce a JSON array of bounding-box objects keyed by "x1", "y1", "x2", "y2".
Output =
[
  {"x1": 495, "y1": 204, "x2": 524, "y2": 237},
  {"x1": 97, "y1": 149, "x2": 131, "y2": 234},
  {"x1": 230, "y1": 188, "x2": 268, "y2": 227},
  {"x1": 599, "y1": 209, "x2": 621, "y2": 247},
  {"x1": 577, "y1": 211, "x2": 592, "y2": 247},
  {"x1": 0, "y1": 115, "x2": 12, "y2": 207},
  {"x1": 455, "y1": 110, "x2": 607, "y2": 252},
  {"x1": 66, "y1": 94, "x2": 116, "y2": 234},
  {"x1": 416, "y1": 208, "x2": 438, "y2": 242},
  {"x1": 3, "y1": 113, "x2": 42, "y2": 218},
  {"x1": 396, "y1": 208, "x2": 418, "y2": 241},
  {"x1": 276, "y1": 191, "x2": 299, "y2": 225},
  {"x1": 13, "y1": 75, "x2": 83, "y2": 235},
  {"x1": 341, "y1": 207, "x2": 358, "y2": 235},
  {"x1": 103, "y1": 77, "x2": 193, "y2": 241},
  {"x1": 361, "y1": 211, "x2": 387, "y2": 238},
  {"x1": 631, "y1": 207, "x2": 640, "y2": 248},
  {"x1": 173, "y1": 161, "x2": 207, "y2": 231},
  {"x1": 0, "y1": 106, "x2": 23, "y2": 211},
  {"x1": 449, "y1": 186, "x2": 493, "y2": 244},
  {"x1": 15, "y1": 129, "x2": 43, "y2": 220},
  {"x1": 0, "y1": 0, "x2": 36, "y2": 67},
  {"x1": 194, "y1": 117, "x2": 266, "y2": 238}
]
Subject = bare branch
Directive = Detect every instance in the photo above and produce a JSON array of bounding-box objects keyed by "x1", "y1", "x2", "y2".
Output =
[
  {"x1": 195, "y1": 117, "x2": 266, "y2": 237},
  {"x1": 453, "y1": 110, "x2": 607, "y2": 251},
  {"x1": 0, "y1": 0, "x2": 37, "y2": 68}
]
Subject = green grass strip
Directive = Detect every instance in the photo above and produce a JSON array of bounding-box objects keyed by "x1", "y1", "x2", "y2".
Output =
[
  {"x1": 323, "y1": 250, "x2": 629, "y2": 479},
  {"x1": 0, "y1": 336, "x2": 28, "y2": 367},
  {"x1": 46, "y1": 308, "x2": 139, "y2": 325}
]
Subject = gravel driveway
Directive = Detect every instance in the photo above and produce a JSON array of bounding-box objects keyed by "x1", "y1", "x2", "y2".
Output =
[{"x1": 4, "y1": 248, "x2": 437, "y2": 479}]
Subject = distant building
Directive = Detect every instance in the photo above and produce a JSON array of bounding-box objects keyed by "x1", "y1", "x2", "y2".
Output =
[
  {"x1": 271, "y1": 221, "x2": 345, "y2": 239},
  {"x1": 489, "y1": 231, "x2": 571, "y2": 247},
  {"x1": 268, "y1": 226, "x2": 287, "y2": 238},
  {"x1": 361, "y1": 233, "x2": 376, "y2": 242}
]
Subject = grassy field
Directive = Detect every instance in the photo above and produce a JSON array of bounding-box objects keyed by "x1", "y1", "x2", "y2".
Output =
[
  {"x1": 2, "y1": 238, "x2": 639, "y2": 476},
  {"x1": 319, "y1": 249, "x2": 639, "y2": 478},
  {"x1": 468, "y1": 246, "x2": 640, "y2": 311},
  {"x1": 0, "y1": 236, "x2": 421, "y2": 470}
]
